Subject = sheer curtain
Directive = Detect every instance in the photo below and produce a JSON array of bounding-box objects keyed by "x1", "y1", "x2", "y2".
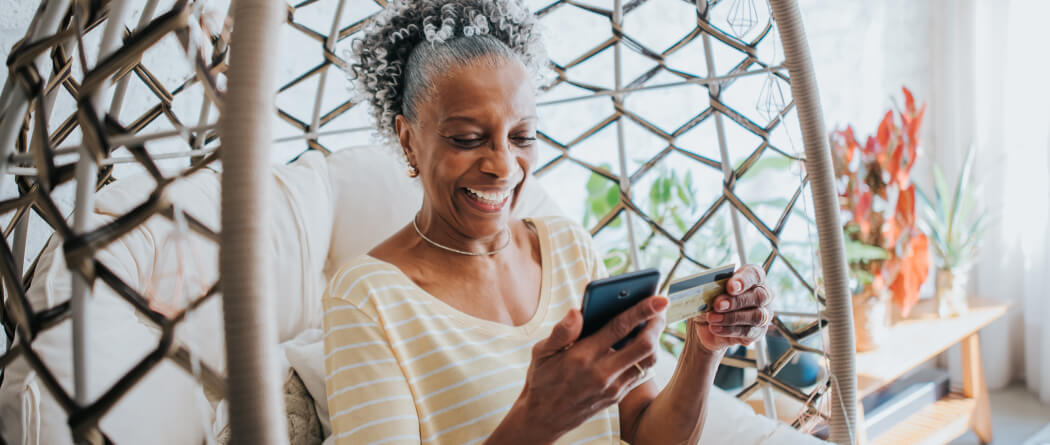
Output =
[{"x1": 931, "y1": 0, "x2": 1050, "y2": 403}]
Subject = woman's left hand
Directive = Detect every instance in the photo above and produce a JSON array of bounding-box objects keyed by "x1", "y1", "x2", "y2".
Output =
[{"x1": 689, "y1": 264, "x2": 774, "y2": 353}]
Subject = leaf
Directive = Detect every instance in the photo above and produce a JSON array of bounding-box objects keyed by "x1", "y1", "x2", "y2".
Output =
[
  {"x1": 876, "y1": 111, "x2": 895, "y2": 155},
  {"x1": 902, "y1": 86, "x2": 916, "y2": 114},
  {"x1": 924, "y1": 218, "x2": 948, "y2": 256},
  {"x1": 915, "y1": 184, "x2": 935, "y2": 216},
  {"x1": 586, "y1": 169, "x2": 609, "y2": 195},
  {"x1": 890, "y1": 134, "x2": 907, "y2": 187},
  {"x1": 957, "y1": 212, "x2": 989, "y2": 252},
  {"x1": 592, "y1": 187, "x2": 618, "y2": 226},
  {"x1": 895, "y1": 185, "x2": 917, "y2": 229},
  {"x1": 650, "y1": 175, "x2": 672, "y2": 206},
  {"x1": 845, "y1": 238, "x2": 889, "y2": 262},
  {"x1": 671, "y1": 210, "x2": 689, "y2": 233},
  {"x1": 971, "y1": 211, "x2": 991, "y2": 238},
  {"x1": 603, "y1": 248, "x2": 630, "y2": 274},
  {"x1": 675, "y1": 175, "x2": 694, "y2": 208},
  {"x1": 745, "y1": 155, "x2": 792, "y2": 176},
  {"x1": 915, "y1": 185, "x2": 946, "y2": 239},
  {"x1": 587, "y1": 197, "x2": 608, "y2": 225},
  {"x1": 932, "y1": 166, "x2": 951, "y2": 224},
  {"x1": 584, "y1": 167, "x2": 616, "y2": 225},
  {"x1": 854, "y1": 190, "x2": 873, "y2": 236},
  {"x1": 948, "y1": 144, "x2": 977, "y2": 239},
  {"x1": 853, "y1": 269, "x2": 875, "y2": 287},
  {"x1": 890, "y1": 233, "x2": 929, "y2": 317},
  {"x1": 929, "y1": 240, "x2": 949, "y2": 268},
  {"x1": 955, "y1": 181, "x2": 977, "y2": 229},
  {"x1": 604, "y1": 184, "x2": 621, "y2": 208},
  {"x1": 584, "y1": 177, "x2": 620, "y2": 226}
]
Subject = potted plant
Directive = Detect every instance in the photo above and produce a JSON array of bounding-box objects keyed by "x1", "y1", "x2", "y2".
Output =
[
  {"x1": 916, "y1": 146, "x2": 988, "y2": 318},
  {"x1": 830, "y1": 87, "x2": 931, "y2": 351}
]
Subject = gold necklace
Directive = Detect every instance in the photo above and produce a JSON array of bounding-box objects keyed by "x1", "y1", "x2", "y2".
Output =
[{"x1": 412, "y1": 215, "x2": 512, "y2": 256}]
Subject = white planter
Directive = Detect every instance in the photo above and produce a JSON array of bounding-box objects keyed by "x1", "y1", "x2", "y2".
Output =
[{"x1": 935, "y1": 268, "x2": 970, "y2": 318}]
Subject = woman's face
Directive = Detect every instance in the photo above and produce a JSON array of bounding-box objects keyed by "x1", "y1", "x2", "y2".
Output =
[{"x1": 396, "y1": 58, "x2": 537, "y2": 240}]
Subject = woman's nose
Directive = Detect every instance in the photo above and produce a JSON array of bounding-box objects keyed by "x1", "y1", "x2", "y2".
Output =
[{"x1": 480, "y1": 138, "x2": 518, "y2": 179}]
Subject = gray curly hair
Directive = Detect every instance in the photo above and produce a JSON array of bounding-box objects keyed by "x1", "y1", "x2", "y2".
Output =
[{"x1": 348, "y1": 0, "x2": 548, "y2": 145}]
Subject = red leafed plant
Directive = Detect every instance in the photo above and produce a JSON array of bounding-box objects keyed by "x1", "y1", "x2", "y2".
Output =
[{"x1": 830, "y1": 87, "x2": 931, "y2": 317}]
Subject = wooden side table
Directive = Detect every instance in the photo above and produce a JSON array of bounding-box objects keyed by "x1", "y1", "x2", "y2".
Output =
[{"x1": 856, "y1": 300, "x2": 1008, "y2": 445}]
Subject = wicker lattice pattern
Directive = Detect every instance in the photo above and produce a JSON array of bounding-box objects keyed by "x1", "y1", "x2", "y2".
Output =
[
  {"x1": 531, "y1": 0, "x2": 831, "y2": 429},
  {"x1": 0, "y1": 0, "x2": 832, "y2": 441},
  {"x1": 0, "y1": 1, "x2": 230, "y2": 441}
]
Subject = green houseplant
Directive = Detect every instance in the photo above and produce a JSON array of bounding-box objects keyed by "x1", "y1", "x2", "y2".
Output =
[{"x1": 916, "y1": 146, "x2": 988, "y2": 318}]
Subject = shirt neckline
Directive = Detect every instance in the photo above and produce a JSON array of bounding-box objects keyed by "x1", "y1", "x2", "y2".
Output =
[{"x1": 364, "y1": 217, "x2": 553, "y2": 338}]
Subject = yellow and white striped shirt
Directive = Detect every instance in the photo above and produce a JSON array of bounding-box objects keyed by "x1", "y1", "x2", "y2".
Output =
[{"x1": 323, "y1": 216, "x2": 619, "y2": 444}]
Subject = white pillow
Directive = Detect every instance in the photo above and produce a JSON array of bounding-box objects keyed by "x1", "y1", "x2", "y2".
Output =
[
  {"x1": 323, "y1": 146, "x2": 420, "y2": 279},
  {"x1": 267, "y1": 151, "x2": 333, "y2": 339}
]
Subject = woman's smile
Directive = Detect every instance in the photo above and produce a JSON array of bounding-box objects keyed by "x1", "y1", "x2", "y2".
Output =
[{"x1": 462, "y1": 186, "x2": 514, "y2": 212}]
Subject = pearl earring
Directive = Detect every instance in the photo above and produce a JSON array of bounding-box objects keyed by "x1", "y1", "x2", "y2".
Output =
[{"x1": 407, "y1": 165, "x2": 419, "y2": 178}]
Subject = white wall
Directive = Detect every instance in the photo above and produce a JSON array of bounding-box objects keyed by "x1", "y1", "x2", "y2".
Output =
[{"x1": 800, "y1": 0, "x2": 933, "y2": 130}]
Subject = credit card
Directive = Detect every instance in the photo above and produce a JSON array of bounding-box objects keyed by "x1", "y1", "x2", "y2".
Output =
[{"x1": 665, "y1": 264, "x2": 735, "y2": 324}]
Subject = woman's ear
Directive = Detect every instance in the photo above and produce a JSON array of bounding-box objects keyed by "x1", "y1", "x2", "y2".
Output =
[{"x1": 395, "y1": 115, "x2": 417, "y2": 167}]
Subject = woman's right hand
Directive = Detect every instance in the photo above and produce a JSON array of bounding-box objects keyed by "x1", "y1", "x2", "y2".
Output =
[{"x1": 489, "y1": 295, "x2": 668, "y2": 444}]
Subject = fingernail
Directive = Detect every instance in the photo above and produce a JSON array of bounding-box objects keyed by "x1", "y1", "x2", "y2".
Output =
[
  {"x1": 708, "y1": 313, "x2": 724, "y2": 323},
  {"x1": 730, "y1": 281, "x2": 742, "y2": 294},
  {"x1": 717, "y1": 300, "x2": 731, "y2": 312},
  {"x1": 652, "y1": 296, "x2": 669, "y2": 311}
]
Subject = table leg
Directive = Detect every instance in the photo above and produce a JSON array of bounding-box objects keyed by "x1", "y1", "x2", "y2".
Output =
[{"x1": 961, "y1": 333, "x2": 993, "y2": 444}]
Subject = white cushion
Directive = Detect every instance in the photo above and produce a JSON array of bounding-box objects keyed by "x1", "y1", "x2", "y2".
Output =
[
  {"x1": 267, "y1": 151, "x2": 333, "y2": 339},
  {"x1": 323, "y1": 146, "x2": 419, "y2": 279}
]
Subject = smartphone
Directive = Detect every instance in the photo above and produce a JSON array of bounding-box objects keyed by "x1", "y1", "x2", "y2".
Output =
[{"x1": 580, "y1": 268, "x2": 660, "y2": 350}]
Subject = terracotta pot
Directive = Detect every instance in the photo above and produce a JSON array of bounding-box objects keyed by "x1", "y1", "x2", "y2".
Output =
[
  {"x1": 852, "y1": 286, "x2": 891, "y2": 352},
  {"x1": 935, "y1": 268, "x2": 970, "y2": 318}
]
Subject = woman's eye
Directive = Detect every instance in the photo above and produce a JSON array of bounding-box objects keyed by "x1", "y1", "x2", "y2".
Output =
[
  {"x1": 450, "y1": 137, "x2": 485, "y2": 148},
  {"x1": 513, "y1": 136, "x2": 537, "y2": 146}
]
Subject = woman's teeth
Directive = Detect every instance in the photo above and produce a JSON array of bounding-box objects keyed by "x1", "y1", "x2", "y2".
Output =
[{"x1": 464, "y1": 187, "x2": 511, "y2": 205}]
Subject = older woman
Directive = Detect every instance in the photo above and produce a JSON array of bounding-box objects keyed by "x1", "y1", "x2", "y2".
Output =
[{"x1": 323, "y1": 0, "x2": 775, "y2": 443}]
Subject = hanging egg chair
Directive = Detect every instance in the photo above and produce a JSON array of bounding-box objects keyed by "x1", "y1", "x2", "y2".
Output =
[{"x1": 0, "y1": 0, "x2": 857, "y2": 443}]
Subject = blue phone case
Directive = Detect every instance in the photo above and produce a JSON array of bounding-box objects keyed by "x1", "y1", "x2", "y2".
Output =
[{"x1": 580, "y1": 268, "x2": 660, "y2": 350}]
